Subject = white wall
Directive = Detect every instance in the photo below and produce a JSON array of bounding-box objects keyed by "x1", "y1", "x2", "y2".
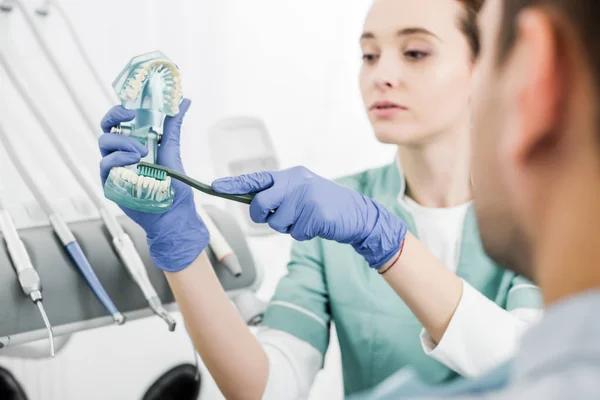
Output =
[
  {"x1": 0, "y1": 0, "x2": 396, "y2": 399},
  {"x1": 47, "y1": 0, "x2": 391, "y2": 181}
]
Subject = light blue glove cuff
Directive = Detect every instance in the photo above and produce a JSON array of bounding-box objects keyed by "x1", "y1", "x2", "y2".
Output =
[
  {"x1": 146, "y1": 208, "x2": 210, "y2": 272},
  {"x1": 352, "y1": 199, "x2": 408, "y2": 270}
]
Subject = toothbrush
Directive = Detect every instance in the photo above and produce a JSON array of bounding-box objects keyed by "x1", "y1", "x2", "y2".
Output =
[
  {"x1": 0, "y1": 51, "x2": 176, "y2": 331},
  {"x1": 0, "y1": 122, "x2": 125, "y2": 325},
  {"x1": 136, "y1": 162, "x2": 255, "y2": 205},
  {"x1": 0, "y1": 194, "x2": 55, "y2": 357}
]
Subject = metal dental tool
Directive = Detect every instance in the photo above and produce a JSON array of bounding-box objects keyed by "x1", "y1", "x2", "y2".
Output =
[
  {"x1": 0, "y1": 57, "x2": 124, "y2": 325},
  {"x1": 0, "y1": 195, "x2": 55, "y2": 357},
  {"x1": 3, "y1": 8, "x2": 177, "y2": 330},
  {"x1": 0, "y1": 122, "x2": 124, "y2": 325}
]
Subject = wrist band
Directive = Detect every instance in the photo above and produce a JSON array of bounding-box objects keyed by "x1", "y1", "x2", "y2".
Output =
[{"x1": 378, "y1": 238, "x2": 406, "y2": 275}]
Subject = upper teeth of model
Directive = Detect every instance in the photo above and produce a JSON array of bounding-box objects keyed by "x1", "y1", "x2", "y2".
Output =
[{"x1": 119, "y1": 60, "x2": 182, "y2": 115}]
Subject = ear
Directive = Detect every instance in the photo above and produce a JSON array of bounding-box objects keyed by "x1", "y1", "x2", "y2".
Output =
[{"x1": 505, "y1": 9, "x2": 564, "y2": 166}]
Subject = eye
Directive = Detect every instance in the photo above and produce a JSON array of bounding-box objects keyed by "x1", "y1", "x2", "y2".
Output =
[
  {"x1": 362, "y1": 53, "x2": 379, "y2": 64},
  {"x1": 404, "y1": 50, "x2": 429, "y2": 60}
]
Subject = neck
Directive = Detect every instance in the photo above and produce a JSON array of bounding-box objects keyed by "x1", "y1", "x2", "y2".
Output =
[
  {"x1": 537, "y1": 171, "x2": 600, "y2": 307},
  {"x1": 397, "y1": 122, "x2": 472, "y2": 208}
]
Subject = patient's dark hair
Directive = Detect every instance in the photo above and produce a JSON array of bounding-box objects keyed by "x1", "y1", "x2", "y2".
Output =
[{"x1": 497, "y1": 1, "x2": 600, "y2": 89}]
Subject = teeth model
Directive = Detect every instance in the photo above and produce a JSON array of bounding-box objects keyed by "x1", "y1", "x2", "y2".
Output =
[{"x1": 104, "y1": 51, "x2": 182, "y2": 213}]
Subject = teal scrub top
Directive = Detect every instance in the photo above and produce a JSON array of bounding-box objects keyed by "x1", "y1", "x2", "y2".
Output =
[{"x1": 261, "y1": 163, "x2": 542, "y2": 396}]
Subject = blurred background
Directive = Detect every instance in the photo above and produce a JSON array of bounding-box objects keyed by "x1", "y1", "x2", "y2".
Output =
[{"x1": 0, "y1": 0, "x2": 397, "y2": 398}]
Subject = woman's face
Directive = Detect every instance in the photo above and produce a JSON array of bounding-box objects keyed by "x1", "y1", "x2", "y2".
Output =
[{"x1": 360, "y1": 0, "x2": 474, "y2": 145}]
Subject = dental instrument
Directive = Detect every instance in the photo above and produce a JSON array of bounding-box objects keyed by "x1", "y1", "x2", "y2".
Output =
[
  {"x1": 0, "y1": 121, "x2": 124, "y2": 325},
  {"x1": 104, "y1": 51, "x2": 182, "y2": 214},
  {"x1": 197, "y1": 205, "x2": 243, "y2": 277},
  {"x1": 207, "y1": 117, "x2": 280, "y2": 236},
  {"x1": 33, "y1": 0, "x2": 115, "y2": 104},
  {"x1": 0, "y1": 52, "x2": 176, "y2": 331},
  {"x1": 0, "y1": 197, "x2": 55, "y2": 357}
]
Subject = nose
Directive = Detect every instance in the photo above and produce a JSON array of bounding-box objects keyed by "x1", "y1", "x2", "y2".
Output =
[{"x1": 372, "y1": 52, "x2": 401, "y2": 91}]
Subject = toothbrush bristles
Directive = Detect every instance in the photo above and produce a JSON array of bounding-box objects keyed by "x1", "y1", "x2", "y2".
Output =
[{"x1": 137, "y1": 165, "x2": 167, "y2": 181}]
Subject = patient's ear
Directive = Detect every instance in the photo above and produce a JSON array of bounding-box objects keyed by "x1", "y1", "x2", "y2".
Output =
[{"x1": 504, "y1": 10, "x2": 563, "y2": 167}]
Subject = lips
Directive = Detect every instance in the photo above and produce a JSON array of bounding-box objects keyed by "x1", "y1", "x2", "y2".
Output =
[
  {"x1": 369, "y1": 101, "x2": 407, "y2": 119},
  {"x1": 370, "y1": 101, "x2": 406, "y2": 110}
]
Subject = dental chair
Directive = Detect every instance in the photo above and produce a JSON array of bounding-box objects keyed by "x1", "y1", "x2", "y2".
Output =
[
  {"x1": 0, "y1": 366, "x2": 28, "y2": 400},
  {"x1": 142, "y1": 363, "x2": 201, "y2": 400}
]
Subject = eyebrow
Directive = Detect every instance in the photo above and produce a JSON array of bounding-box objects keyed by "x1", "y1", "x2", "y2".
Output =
[{"x1": 360, "y1": 27, "x2": 442, "y2": 42}]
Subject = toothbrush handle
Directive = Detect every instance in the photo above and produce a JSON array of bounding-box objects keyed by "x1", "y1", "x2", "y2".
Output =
[
  {"x1": 168, "y1": 169, "x2": 255, "y2": 205},
  {"x1": 65, "y1": 241, "x2": 120, "y2": 318}
]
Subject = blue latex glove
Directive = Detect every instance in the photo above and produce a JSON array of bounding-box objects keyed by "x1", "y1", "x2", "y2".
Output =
[
  {"x1": 99, "y1": 99, "x2": 209, "y2": 272},
  {"x1": 212, "y1": 167, "x2": 407, "y2": 269}
]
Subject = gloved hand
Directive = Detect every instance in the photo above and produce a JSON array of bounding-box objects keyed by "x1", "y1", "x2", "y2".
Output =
[
  {"x1": 99, "y1": 99, "x2": 209, "y2": 272},
  {"x1": 212, "y1": 167, "x2": 407, "y2": 269}
]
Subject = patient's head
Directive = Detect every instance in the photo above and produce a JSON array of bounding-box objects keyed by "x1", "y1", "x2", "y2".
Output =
[
  {"x1": 359, "y1": 0, "x2": 483, "y2": 145},
  {"x1": 471, "y1": 0, "x2": 600, "y2": 281}
]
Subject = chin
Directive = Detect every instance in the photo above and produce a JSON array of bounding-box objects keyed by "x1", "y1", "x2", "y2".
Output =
[{"x1": 372, "y1": 121, "x2": 431, "y2": 145}]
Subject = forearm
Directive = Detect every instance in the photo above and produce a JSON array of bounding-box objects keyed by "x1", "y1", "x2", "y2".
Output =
[
  {"x1": 419, "y1": 283, "x2": 541, "y2": 376},
  {"x1": 381, "y1": 232, "x2": 463, "y2": 343},
  {"x1": 165, "y1": 251, "x2": 269, "y2": 400}
]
